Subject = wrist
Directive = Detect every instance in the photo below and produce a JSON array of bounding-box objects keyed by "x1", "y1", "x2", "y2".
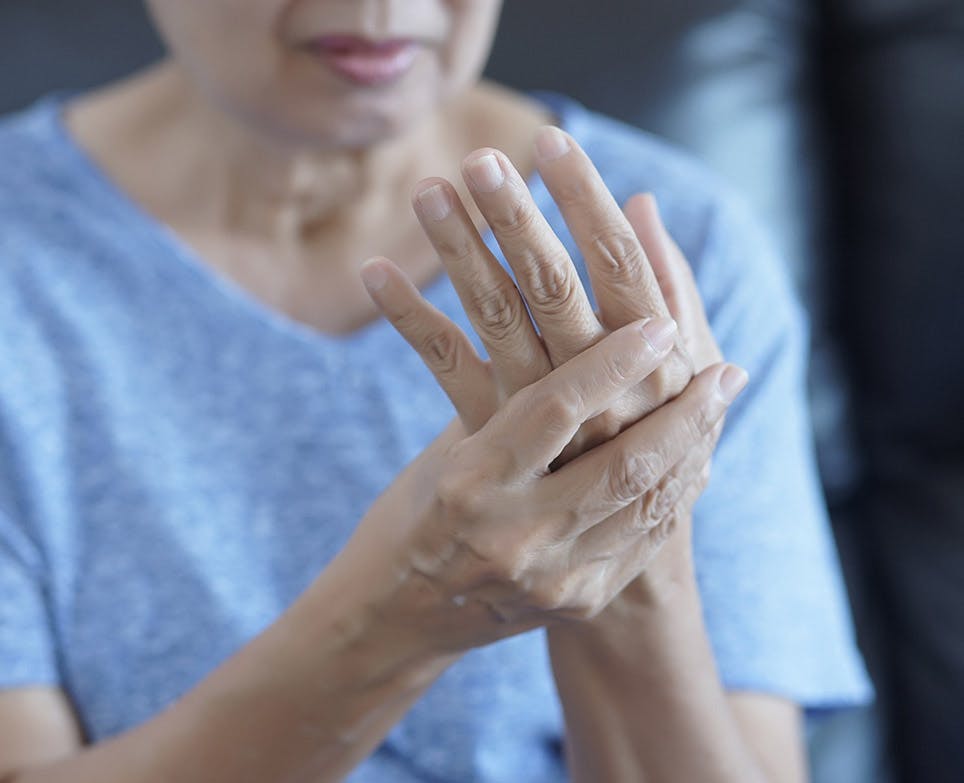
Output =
[
  {"x1": 298, "y1": 547, "x2": 460, "y2": 691},
  {"x1": 548, "y1": 545, "x2": 700, "y2": 657}
]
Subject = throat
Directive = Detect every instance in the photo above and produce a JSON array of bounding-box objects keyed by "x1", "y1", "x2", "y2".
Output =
[{"x1": 182, "y1": 223, "x2": 445, "y2": 338}]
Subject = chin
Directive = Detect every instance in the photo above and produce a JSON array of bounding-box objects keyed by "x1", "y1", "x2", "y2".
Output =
[
  {"x1": 232, "y1": 61, "x2": 455, "y2": 151},
  {"x1": 297, "y1": 97, "x2": 431, "y2": 150}
]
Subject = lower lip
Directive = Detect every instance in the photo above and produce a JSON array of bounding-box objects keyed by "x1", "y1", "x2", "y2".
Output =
[{"x1": 310, "y1": 40, "x2": 419, "y2": 87}]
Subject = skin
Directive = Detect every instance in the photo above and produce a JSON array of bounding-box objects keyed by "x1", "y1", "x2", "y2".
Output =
[{"x1": 0, "y1": 0, "x2": 806, "y2": 781}]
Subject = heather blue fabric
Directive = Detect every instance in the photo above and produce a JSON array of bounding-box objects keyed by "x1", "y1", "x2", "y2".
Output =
[{"x1": 0, "y1": 92, "x2": 871, "y2": 781}]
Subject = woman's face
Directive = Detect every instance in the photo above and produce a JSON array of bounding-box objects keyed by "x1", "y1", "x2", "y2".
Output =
[{"x1": 145, "y1": 0, "x2": 503, "y2": 149}]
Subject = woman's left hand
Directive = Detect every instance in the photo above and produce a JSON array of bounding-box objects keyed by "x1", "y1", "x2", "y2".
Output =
[{"x1": 362, "y1": 128, "x2": 730, "y2": 595}]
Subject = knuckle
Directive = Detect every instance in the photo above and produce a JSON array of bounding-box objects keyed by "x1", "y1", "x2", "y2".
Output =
[
  {"x1": 473, "y1": 282, "x2": 525, "y2": 339},
  {"x1": 573, "y1": 595, "x2": 607, "y2": 621},
  {"x1": 434, "y1": 232, "x2": 477, "y2": 266},
  {"x1": 434, "y1": 468, "x2": 489, "y2": 520},
  {"x1": 523, "y1": 256, "x2": 579, "y2": 315},
  {"x1": 652, "y1": 355, "x2": 692, "y2": 400},
  {"x1": 391, "y1": 302, "x2": 425, "y2": 337},
  {"x1": 649, "y1": 512, "x2": 680, "y2": 546},
  {"x1": 688, "y1": 403, "x2": 717, "y2": 440},
  {"x1": 609, "y1": 450, "x2": 662, "y2": 504},
  {"x1": 487, "y1": 545, "x2": 530, "y2": 587},
  {"x1": 531, "y1": 388, "x2": 582, "y2": 431},
  {"x1": 646, "y1": 477, "x2": 682, "y2": 523},
  {"x1": 530, "y1": 578, "x2": 570, "y2": 613},
  {"x1": 591, "y1": 230, "x2": 647, "y2": 280},
  {"x1": 623, "y1": 496, "x2": 660, "y2": 537},
  {"x1": 603, "y1": 349, "x2": 640, "y2": 388},
  {"x1": 420, "y1": 329, "x2": 461, "y2": 377},
  {"x1": 558, "y1": 588, "x2": 606, "y2": 621},
  {"x1": 489, "y1": 197, "x2": 539, "y2": 238},
  {"x1": 550, "y1": 176, "x2": 588, "y2": 208}
]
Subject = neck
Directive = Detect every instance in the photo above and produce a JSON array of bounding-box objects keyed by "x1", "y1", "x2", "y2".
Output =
[{"x1": 70, "y1": 61, "x2": 472, "y2": 247}]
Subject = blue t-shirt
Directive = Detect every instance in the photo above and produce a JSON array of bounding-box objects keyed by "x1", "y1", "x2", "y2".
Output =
[{"x1": 0, "y1": 93, "x2": 870, "y2": 781}]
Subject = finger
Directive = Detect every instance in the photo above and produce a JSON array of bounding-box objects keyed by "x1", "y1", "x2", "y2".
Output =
[
  {"x1": 625, "y1": 193, "x2": 721, "y2": 369},
  {"x1": 571, "y1": 418, "x2": 722, "y2": 559},
  {"x1": 570, "y1": 427, "x2": 723, "y2": 603},
  {"x1": 461, "y1": 148, "x2": 605, "y2": 366},
  {"x1": 533, "y1": 126, "x2": 668, "y2": 330},
  {"x1": 412, "y1": 177, "x2": 553, "y2": 392},
  {"x1": 624, "y1": 193, "x2": 687, "y2": 324},
  {"x1": 361, "y1": 257, "x2": 497, "y2": 432},
  {"x1": 541, "y1": 363, "x2": 747, "y2": 537},
  {"x1": 486, "y1": 317, "x2": 679, "y2": 472}
]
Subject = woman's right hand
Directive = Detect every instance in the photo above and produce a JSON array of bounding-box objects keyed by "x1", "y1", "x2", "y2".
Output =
[{"x1": 342, "y1": 318, "x2": 743, "y2": 656}]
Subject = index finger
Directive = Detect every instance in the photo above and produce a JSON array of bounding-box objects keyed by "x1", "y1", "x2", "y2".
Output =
[
  {"x1": 483, "y1": 316, "x2": 678, "y2": 473},
  {"x1": 533, "y1": 126, "x2": 668, "y2": 330}
]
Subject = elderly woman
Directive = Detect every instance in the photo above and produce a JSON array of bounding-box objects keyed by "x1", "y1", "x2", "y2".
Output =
[{"x1": 0, "y1": 1, "x2": 869, "y2": 781}]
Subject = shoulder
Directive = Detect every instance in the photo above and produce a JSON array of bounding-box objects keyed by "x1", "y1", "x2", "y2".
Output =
[
  {"x1": 0, "y1": 98, "x2": 107, "y2": 395},
  {"x1": 0, "y1": 96, "x2": 125, "y2": 295},
  {"x1": 0, "y1": 97, "x2": 79, "y2": 216}
]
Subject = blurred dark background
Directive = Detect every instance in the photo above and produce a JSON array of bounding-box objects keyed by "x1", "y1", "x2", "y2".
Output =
[{"x1": 2, "y1": 2, "x2": 963, "y2": 782}]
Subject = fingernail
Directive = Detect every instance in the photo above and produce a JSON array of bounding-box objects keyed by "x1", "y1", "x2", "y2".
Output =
[
  {"x1": 360, "y1": 259, "x2": 389, "y2": 292},
  {"x1": 718, "y1": 365, "x2": 749, "y2": 404},
  {"x1": 535, "y1": 126, "x2": 570, "y2": 162},
  {"x1": 465, "y1": 152, "x2": 505, "y2": 192},
  {"x1": 416, "y1": 183, "x2": 452, "y2": 221},
  {"x1": 639, "y1": 317, "x2": 677, "y2": 353}
]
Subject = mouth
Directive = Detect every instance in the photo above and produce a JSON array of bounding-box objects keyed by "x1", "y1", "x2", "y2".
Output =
[{"x1": 306, "y1": 35, "x2": 420, "y2": 87}]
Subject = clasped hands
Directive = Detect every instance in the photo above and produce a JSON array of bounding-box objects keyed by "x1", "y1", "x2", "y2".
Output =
[{"x1": 355, "y1": 126, "x2": 747, "y2": 653}]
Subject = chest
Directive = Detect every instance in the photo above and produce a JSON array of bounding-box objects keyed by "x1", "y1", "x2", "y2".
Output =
[
  {"x1": 179, "y1": 221, "x2": 445, "y2": 336},
  {"x1": 39, "y1": 319, "x2": 449, "y2": 730},
  {"x1": 27, "y1": 315, "x2": 564, "y2": 776}
]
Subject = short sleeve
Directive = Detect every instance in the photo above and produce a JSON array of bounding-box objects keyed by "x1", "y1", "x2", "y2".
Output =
[
  {"x1": 688, "y1": 195, "x2": 873, "y2": 711},
  {"x1": 0, "y1": 508, "x2": 61, "y2": 689}
]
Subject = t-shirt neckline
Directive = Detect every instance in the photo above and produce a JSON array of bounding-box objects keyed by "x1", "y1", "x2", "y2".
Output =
[{"x1": 38, "y1": 91, "x2": 571, "y2": 351}]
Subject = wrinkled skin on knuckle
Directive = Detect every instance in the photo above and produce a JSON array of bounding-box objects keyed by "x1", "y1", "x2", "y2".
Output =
[
  {"x1": 391, "y1": 303, "x2": 430, "y2": 341},
  {"x1": 609, "y1": 449, "x2": 662, "y2": 506},
  {"x1": 421, "y1": 329, "x2": 461, "y2": 377},
  {"x1": 591, "y1": 229, "x2": 647, "y2": 281},
  {"x1": 489, "y1": 196, "x2": 539, "y2": 238},
  {"x1": 523, "y1": 256, "x2": 579, "y2": 316},
  {"x1": 686, "y1": 400, "x2": 720, "y2": 444},
  {"x1": 647, "y1": 511, "x2": 681, "y2": 548},
  {"x1": 637, "y1": 476, "x2": 683, "y2": 532},
  {"x1": 474, "y1": 282, "x2": 526, "y2": 344},
  {"x1": 601, "y1": 347, "x2": 642, "y2": 390}
]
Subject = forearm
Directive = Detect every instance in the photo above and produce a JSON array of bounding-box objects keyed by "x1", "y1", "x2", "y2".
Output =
[
  {"x1": 10, "y1": 556, "x2": 456, "y2": 783},
  {"x1": 548, "y1": 560, "x2": 767, "y2": 783}
]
